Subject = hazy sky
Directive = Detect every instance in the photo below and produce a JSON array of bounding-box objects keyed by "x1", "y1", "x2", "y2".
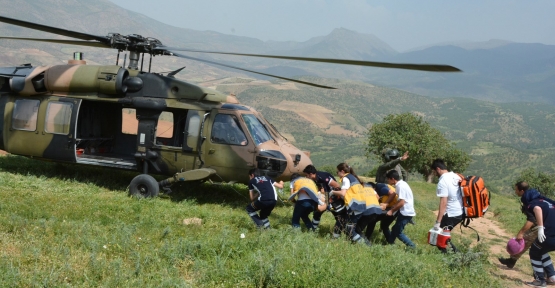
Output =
[{"x1": 109, "y1": 0, "x2": 555, "y2": 52}]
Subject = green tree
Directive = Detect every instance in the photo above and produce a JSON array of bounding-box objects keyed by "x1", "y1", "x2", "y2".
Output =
[
  {"x1": 366, "y1": 113, "x2": 471, "y2": 182},
  {"x1": 514, "y1": 168, "x2": 555, "y2": 198}
]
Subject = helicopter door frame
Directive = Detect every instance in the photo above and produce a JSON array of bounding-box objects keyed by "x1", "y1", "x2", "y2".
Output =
[{"x1": 203, "y1": 110, "x2": 256, "y2": 183}]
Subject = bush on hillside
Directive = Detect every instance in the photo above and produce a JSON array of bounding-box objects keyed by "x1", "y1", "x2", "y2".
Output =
[{"x1": 515, "y1": 167, "x2": 555, "y2": 198}]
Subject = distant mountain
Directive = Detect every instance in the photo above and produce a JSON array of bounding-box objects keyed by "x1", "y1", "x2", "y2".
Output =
[
  {"x1": 1, "y1": 0, "x2": 554, "y2": 105},
  {"x1": 405, "y1": 39, "x2": 513, "y2": 52}
]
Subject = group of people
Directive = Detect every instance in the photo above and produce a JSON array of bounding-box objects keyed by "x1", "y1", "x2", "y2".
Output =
[
  {"x1": 244, "y1": 148, "x2": 555, "y2": 287},
  {"x1": 245, "y1": 149, "x2": 422, "y2": 249}
]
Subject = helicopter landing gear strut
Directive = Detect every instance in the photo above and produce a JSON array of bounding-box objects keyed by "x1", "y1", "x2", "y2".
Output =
[{"x1": 129, "y1": 174, "x2": 159, "y2": 198}]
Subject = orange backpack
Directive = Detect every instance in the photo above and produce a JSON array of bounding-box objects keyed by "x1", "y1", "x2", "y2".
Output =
[{"x1": 456, "y1": 174, "x2": 490, "y2": 220}]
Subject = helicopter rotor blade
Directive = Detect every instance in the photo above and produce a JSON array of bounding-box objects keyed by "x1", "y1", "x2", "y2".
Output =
[
  {"x1": 170, "y1": 51, "x2": 337, "y2": 89},
  {"x1": 0, "y1": 15, "x2": 108, "y2": 43},
  {"x1": 0, "y1": 37, "x2": 110, "y2": 48},
  {"x1": 156, "y1": 47, "x2": 462, "y2": 72}
]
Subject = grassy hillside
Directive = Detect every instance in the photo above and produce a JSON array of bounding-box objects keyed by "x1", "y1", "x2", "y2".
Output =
[{"x1": 0, "y1": 155, "x2": 521, "y2": 287}]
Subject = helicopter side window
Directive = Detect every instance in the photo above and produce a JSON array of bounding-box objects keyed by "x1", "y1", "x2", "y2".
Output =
[
  {"x1": 242, "y1": 114, "x2": 272, "y2": 146},
  {"x1": 211, "y1": 114, "x2": 247, "y2": 146},
  {"x1": 45, "y1": 102, "x2": 73, "y2": 135},
  {"x1": 12, "y1": 99, "x2": 40, "y2": 131},
  {"x1": 184, "y1": 111, "x2": 201, "y2": 151},
  {"x1": 155, "y1": 111, "x2": 174, "y2": 146},
  {"x1": 121, "y1": 108, "x2": 174, "y2": 139}
]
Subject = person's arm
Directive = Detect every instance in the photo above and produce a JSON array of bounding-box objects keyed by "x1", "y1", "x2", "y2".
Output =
[
  {"x1": 249, "y1": 190, "x2": 257, "y2": 201},
  {"x1": 384, "y1": 189, "x2": 397, "y2": 206},
  {"x1": 534, "y1": 206, "x2": 546, "y2": 242},
  {"x1": 380, "y1": 158, "x2": 402, "y2": 171},
  {"x1": 329, "y1": 179, "x2": 340, "y2": 190},
  {"x1": 273, "y1": 181, "x2": 284, "y2": 189},
  {"x1": 516, "y1": 221, "x2": 535, "y2": 240},
  {"x1": 436, "y1": 197, "x2": 448, "y2": 224},
  {"x1": 387, "y1": 199, "x2": 405, "y2": 216},
  {"x1": 534, "y1": 206, "x2": 544, "y2": 227},
  {"x1": 334, "y1": 188, "x2": 347, "y2": 198}
]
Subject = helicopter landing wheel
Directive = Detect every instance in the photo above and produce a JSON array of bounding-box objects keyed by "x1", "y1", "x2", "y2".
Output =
[{"x1": 129, "y1": 174, "x2": 160, "y2": 198}]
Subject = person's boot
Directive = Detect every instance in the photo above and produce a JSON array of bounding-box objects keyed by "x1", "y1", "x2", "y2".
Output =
[{"x1": 498, "y1": 257, "x2": 517, "y2": 269}]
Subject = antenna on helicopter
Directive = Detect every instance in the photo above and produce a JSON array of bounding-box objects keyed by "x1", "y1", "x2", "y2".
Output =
[
  {"x1": 68, "y1": 52, "x2": 86, "y2": 65},
  {"x1": 167, "y1": 67, "x2": 186, "y2": 78}
]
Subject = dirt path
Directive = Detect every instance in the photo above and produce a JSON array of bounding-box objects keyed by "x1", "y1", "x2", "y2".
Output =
[{"x1": 436, "y1": 212, "x2": 532, "y2": 287}]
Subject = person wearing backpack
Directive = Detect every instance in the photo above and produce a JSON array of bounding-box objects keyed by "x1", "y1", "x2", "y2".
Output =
[
  {"x1": 519, "y1": 186, "x2": 555, "y2": 287},
  {"x1": 430, "y1": 159, "x2": 463, "y2": 253}
]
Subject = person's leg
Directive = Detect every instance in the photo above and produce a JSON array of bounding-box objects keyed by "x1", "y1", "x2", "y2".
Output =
[
  {"x1": 299, "y1": 200, "x2": 316, "y2": 230},
  {"x1": 258, "y1": 201, "x2": 276, "y2": 229},
  {"x1": 529, "y1": 240, "x2": 549, "y2": 285},
  {"x1": 246, "y1": 201, "x2": 264, "y2": 227},
  {"x1": 500, "y1": 225, "x2": 538, "y2": 268},
  {"x1": 332, "y1": 212, "x2": 347, "y2": 239},
  {"x1": 381, "y1": 214, "x2": 396, "y2": 242},
  {"x1": 312, "y1": 210, "x2": 324, "y2": 229},
  {"x1": 388, "y1": 215, "x2": 415, "y2": 248},
  {"x1": 364, "y1": 214, "x2": 382, "y2": 240},
  {"x1": 438, "y1": 215, "x2": 463, "y2": 253},
  {"x1": 355, "y1": 214, "x2": 371, "y2": 235},
  {"x1": 346, "y1": 213, "x2": 370, "y2": 245},
  {"x1": 291, "y1": 201, "x2": 303, "y2": 228}
]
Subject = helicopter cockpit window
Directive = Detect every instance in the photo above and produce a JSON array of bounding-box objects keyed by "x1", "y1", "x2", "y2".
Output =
[
  {"x1": 211, "y1": 114, "x2": 247, "y2": 146},
  {"x1": 12, "y1": 99, "x2": 40, "y2": 131},
  {"x1": 45, "y1": 102, "x2": 73, "y2": 135},
  {"x1": 242, "y1": 114, "x2": 272, "y2": 146}
]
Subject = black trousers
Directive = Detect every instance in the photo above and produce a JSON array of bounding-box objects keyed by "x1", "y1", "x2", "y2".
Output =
[
  {"x1": 438, "y1": 214, "x2": 463, "y2": 253},
  {"x1": 246, "y1": 200, "x2": 276, "y2": 228}
]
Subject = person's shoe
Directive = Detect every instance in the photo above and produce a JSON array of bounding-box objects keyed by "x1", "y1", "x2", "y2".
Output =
[
  {"x1": 525, "y1": 279, "x2": 547, "y2": 287},
  {"x1": 546, "y1": 276, "x2": 555, "y2": 285},
  {"x1": 498, "y1": 257, "x2": 517, "y2": 269}
]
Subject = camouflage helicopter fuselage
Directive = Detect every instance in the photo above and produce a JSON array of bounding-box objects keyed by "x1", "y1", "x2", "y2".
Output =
[{"x1": 0, "y1": 62, "x2": 312, "y2": 187}]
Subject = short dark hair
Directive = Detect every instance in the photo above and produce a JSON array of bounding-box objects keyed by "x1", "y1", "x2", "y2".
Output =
[
  {"x1": 431, "y1": 159, "x2": 448, "y2": 171},
  {"x1": 291, "y1": 173, "x2": 301, "y2": 181},
  {"x1": 515, "y1": 181, "x2": 529, "y2": 192},
  {"x1": 386, "y1": 170, "x2": 400, "y2": 181},
  {"x1": 303, "y1": 165, "x2": 317, "y2": 174},
  {"x1": 248, "y1": 168, "x2": 261, "y2": 177}
]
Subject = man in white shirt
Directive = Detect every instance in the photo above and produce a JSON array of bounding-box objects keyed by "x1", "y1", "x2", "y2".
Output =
[
  {"x1": 384, "y1": 170, "x2": 416, "y2": 248},
  {"x1": 431, "y1": 158, "x2": 463, "y2": 253}
]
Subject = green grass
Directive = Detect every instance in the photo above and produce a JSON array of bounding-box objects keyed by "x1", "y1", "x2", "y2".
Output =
[{"x1": 0, "y1": 155, "x2": 506, "y2": 287}]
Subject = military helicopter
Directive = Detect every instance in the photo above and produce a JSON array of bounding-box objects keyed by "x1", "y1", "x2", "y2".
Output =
[{"x1": 0, "y1": 15, "x2": 460, "y2": 198}]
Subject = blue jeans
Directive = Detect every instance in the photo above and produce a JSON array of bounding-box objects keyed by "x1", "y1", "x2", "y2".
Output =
[
  {"x1": 387, "y1": 214, "x2": 415, "y2": 248},
  {"x1": 292, "y1": 199, "x2": 316, "y2": 229}
]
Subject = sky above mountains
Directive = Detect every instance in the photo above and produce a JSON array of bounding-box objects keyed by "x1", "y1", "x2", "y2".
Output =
[{"x1": 109, "y1": 0, "x2": 555, "y2": 52}]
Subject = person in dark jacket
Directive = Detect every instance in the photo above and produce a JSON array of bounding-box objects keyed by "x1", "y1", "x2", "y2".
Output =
[
  {"x1": 375, "y1": 149, "x2": 409, "y2": 184},
  {"x1": 245, "y1": 168, "x2": 284, "y2": 229},
  {"x1": 519, "y1": 184, "x2": 555, "y2": 287}
]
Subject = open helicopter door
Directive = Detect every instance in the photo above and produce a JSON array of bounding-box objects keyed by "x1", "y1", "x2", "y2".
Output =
[
  {"x1": 150, "y1": 109, "x2": 205, "y2": 175},
  {"x1": 4, "y1": 96, "x2": 81, "y2": 161},
  {"x1": 204, "y1": 110, "x2": 256, "y2": 183}
]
